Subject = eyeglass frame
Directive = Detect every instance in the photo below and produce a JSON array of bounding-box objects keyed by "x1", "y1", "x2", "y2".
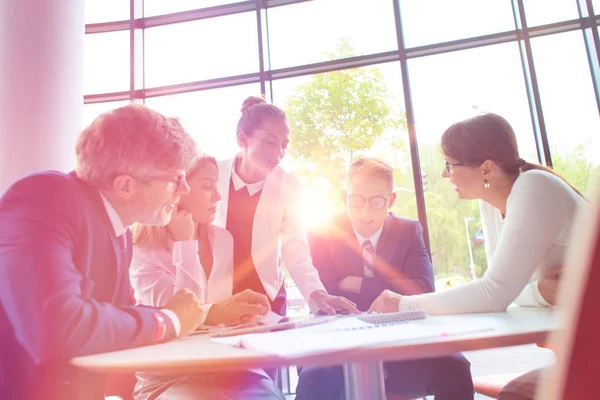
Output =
[
  {"x1": 444, "y1": 160, "x2": 476, "y2": 175},
  {"x1": 347, "y1": 194, "x2": 391, "y2": 210},
  {"x1": 132, "y1": 173, "x2": 188, "y2": 192}
]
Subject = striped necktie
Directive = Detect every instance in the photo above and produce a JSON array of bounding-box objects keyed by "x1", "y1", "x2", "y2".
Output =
[{"x1": 362, "y1": 240, "x2": 375, "y2": 277}]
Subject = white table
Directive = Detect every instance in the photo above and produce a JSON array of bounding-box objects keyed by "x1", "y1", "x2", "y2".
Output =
[{"x1": 72, "y1": 308, "x2": 556, "y2": 400}]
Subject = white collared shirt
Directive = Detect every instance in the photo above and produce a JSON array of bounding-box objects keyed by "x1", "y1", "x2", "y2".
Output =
[
  {"x1": 231, "y1": 166, "x2": 265, "y2": 196},
  {"x1": 99, "y1": 191, "x2": 181, "y2": 335},
  {"x1": 353, "y1": 226, "x2": 384, "y2": 278},
  {"x1": 99, "y1": 193, "x2": 127, "y2": 237},
  {"x1": 353, "y1": 226, "x2": 384, "y2": 251}
]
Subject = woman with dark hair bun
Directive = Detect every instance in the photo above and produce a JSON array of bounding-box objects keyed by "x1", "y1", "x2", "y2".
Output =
[
  {"x1": 370, "y1": 113, "x2": 589, "y2": 315},
  {"x1": 214, "y1": 96, "x2": 358, "y2": 319}
]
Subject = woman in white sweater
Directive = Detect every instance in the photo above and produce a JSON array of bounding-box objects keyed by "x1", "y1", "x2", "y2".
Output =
[
  {"x1": 129, "y1": 155, "x2": 284, "y2": 400},
  {"x1": 369, "y1": 113, "x2": 589, "y2": 315}
]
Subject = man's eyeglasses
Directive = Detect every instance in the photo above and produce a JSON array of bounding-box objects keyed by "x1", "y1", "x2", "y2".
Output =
[
  {"x1": 347, "y1": 194, "x2": 389, "y2": 210},
  {"x1": 444, "y1": 160, "x2": 472, "y2": 175},
  {"x1": 136, "y1": 174, "x2": 188, "y2": 191}
]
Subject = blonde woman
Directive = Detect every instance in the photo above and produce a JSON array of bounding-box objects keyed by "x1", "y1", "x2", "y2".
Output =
[{"x1": 130, "y1": 155, "x2": 284, "y2": 400}]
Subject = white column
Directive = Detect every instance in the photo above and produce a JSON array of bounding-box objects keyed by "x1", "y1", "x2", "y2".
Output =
[{"x1": 0, "y1": 0, "x2": 84, "y2": 193}]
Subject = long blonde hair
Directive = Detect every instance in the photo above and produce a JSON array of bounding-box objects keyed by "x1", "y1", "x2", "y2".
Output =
[{"x1": 131, "y1": 154, "x2": 218, "y2": 249}]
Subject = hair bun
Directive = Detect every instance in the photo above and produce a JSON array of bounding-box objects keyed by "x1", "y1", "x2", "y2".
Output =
[{"x1": 240, "y1": 96, "x2": 266, "y2": 114}]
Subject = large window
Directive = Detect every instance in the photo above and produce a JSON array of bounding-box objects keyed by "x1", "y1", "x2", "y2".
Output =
[
  {"x1": 409, "y1": 42, "x2": 538, "y2": 282},
  {"x1": 144, "y1": 13, "x2": 259, "y2": 88},
  {"x1": 271, "y1": 62, "x2": 416, "y2": 229},
  {"x1": 84, "y1": 31, "x2": 130, "y2": 95},
  {"x1": 266, "y1": 0, "x2": 398, "y2": 69},
  {"x1": 531, "y1": 31, "x2": 600, "y2": 196},
  {"x1": 83, "y1": 100, "x2": 131, "y2": 128},
  {"x1": 523, "y1": 0, "x2": 580, "y2": 26},
  {"x1": 145, "y1": 84, "x2": 261, "y2": 160},
  {"x1": 399, "y1": 0, "x2": 515, "y2": 48},
  {"x1": 84, "y1": 0, "x2": 600, "y2": 291},
  {"x1": 143, "y1": 0, "x2": 240, "y2": 17},
  {"x1": 85, "y1": 0, "x2": 129, "y2": 24}
]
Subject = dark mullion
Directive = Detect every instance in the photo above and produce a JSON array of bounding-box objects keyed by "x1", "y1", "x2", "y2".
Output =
[
  {"x1": 141, "y1": 1, "x2": 255, "y2": 28},
  {"x1": 407, "y1": 30, "x2": 519, "y2": 59},
  {"x1": 511, "y1": 0, "x2": 552, "y2": 167},
  {"x1": 143, "y1": 72, "x2": 262, "y2": 98},
  {"x1": 527, "y1": 18, "x2": 585, "y2": 37},
  {"x1": 263, "y1": 1, "x2": 275, "y2": 101},
  {"x1": 269, "y1": 51, "x2": 400, "y2": 81},
  {"x1": 392, "y1": 0, "x2": 431, "y2": 255},
  {"x1": 86, "y1": 20, "x2": 130, "y2": 34},
  {"x1": 85, "y1": 15, "x2": 591, "y2": 106},
  {"x1": 256, "y1": 0, "x2": 267, "y2": 96},
  {"x1": 577, "y1": 0, "x2": 600, "y2": 117},
  {"x1": 131, "y1": 0, "x2": 144, "y2": 103},
  {"x1": 84, "y1": 91, "x2": 132, "y2": 104}
]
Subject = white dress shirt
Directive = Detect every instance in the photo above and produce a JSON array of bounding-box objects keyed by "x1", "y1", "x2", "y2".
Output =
[
  {"x1": 130, "y1": 227, "x2": 234, "y2": 317},
  {"x1": 231, "y1": 165, "x2": 265, "y2": 195},
  {"x1": 215, "y1": 157, "x2": 327, "y2": 304},
  {"x1": 99, "y1": 192, "x2": 181, "y2": 335},
  {"x1": 353, "y1": 226, "x2": 384, "y2": 277},
  {"x1": 353, "y1": 226, "x2": 384, "y2": 250}
]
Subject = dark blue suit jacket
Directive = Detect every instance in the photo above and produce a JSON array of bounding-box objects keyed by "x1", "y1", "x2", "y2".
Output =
[
  {"x1": 309, "y1": 213, "x2": 435, "y2": 311},
  {"x1": 0, "y1": 171, "x2": 176, "y2": 400}
]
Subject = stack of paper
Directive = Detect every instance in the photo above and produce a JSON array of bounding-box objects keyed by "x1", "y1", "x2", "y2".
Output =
[{"x1": 211, "y1": 317, "x2": 492, "y2": 358}]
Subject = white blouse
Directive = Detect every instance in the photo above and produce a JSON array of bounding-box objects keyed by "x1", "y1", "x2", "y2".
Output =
[
  {"x1": 400, "y1": 170, "x2": 589, "y2": 315},
  {"x1": 129, "y1": 226, "x2": 234, "y2": 315}
]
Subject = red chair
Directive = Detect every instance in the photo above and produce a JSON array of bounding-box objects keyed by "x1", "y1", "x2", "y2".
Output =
[
  {"x1": 537, "y1": 185, "x2": 600, "y2": 399},
  {"x1": 105, "y1": 373, "x2": 136, "y2": 400}
]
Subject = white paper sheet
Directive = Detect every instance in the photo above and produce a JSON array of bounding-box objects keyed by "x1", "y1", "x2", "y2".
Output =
[{"x1": 211, "y1": 317, "x2": 493, "y2": 358}]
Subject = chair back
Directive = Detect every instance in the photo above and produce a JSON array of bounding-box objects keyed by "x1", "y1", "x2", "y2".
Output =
[{"x1": 537, "y1": 182, "x2": 600, "y2": 399}]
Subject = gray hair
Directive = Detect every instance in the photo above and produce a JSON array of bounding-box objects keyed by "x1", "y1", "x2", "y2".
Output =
[{"x1": 76, "y1": 104, "x2": 198, "y2": 185}]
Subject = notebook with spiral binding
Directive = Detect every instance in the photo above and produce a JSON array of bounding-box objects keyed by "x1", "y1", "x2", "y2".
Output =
[
  {"x1": 356, "y1": 309, "x2": 426, "y2": 325},
  {"x1": 209, "y1": 310, "x2": 425, "y2": 338},
  {"x1": 211, "y1": 309, "x2": 492, "y2": 357}
]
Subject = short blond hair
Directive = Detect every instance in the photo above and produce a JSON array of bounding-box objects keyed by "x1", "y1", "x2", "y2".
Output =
[
  {"x1": 76, "y1": 104, "x2": 198, "y2": 185},
  {"x1": 345, "y1": 157, "x2": 394, "y2": 190},
  {"x1": 131, "y1": 154, "x2": 218, "y2": 248}
]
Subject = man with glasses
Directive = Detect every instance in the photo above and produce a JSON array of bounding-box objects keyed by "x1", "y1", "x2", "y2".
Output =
[
  {"x1": 0, "y1": 105, "x2": 205, "y2": 400},
  {"x1": 295, "y1": 157, "x2": 474, "y2": 400}
]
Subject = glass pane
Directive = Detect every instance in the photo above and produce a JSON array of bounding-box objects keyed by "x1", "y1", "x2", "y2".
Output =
[
  {"x1": 143, "y1": 0, "x2": 238, "y2": 17},
  {"x1": 85, "y1": 0, "x2": 129, "y2": 24},
  {"x1": 144, "y1": 13, "x2": 259, "y2": 88},
  {"x1": 531, "y1": 31, "x2": 600, "y2": 196},
  {"x1": 82, "y1": 100, "x2": 131, "y2": 129},
  {"x1": 144, "y1": 84, "x2": 261, "y2": 161},
  {"x1": 266, "y1": 0, "x2": 398, "y2": 69},
  {"x1": 400, "y1": 0, "x2": 515, "y2": 48},
  {"x1": 84, "y1": 31, "x2": 130, "y2": 95},
  {"x1": 594, "y1": 0, "x2": 600, "y2": 15},
  {"x1": 408, "y1": 42, "x2": 537, "y2": 284},
  {"x1": 523, "y1": 0, "x2": 579, "y2": 26},
  {"x1": 272, "y1": 62, "x2": 416, "y2": 313}
]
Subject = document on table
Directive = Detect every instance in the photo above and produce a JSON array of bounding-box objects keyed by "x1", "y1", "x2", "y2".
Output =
[{"x1": 211, "y1": 316, "x2": 494, "y2": 358}]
